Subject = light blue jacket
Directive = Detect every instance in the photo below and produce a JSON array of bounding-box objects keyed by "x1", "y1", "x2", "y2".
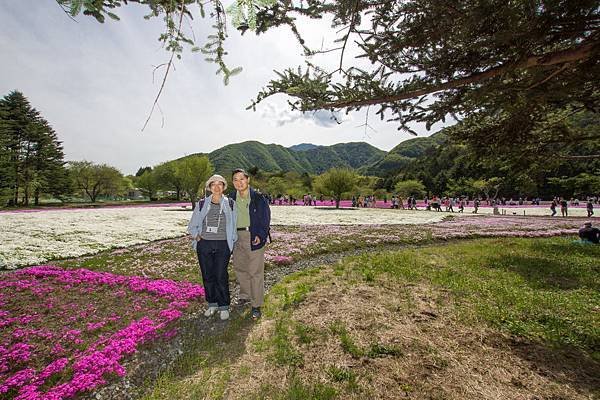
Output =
[{"x1": 188, "y1": 195, "x2": 238, "y2": 252}]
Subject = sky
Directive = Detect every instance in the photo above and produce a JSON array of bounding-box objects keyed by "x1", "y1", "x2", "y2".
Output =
[{"x1": 0, "y1": 1, "x2": 438, "y2": 175}]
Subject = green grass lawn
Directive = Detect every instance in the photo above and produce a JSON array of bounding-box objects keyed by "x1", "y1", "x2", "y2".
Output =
[
  {"x1": 348, "y1": 237, "x2": 599, "y2": 355},
  {"x1": 139, "y1": 237, "x2": 600, "y2": 399}
]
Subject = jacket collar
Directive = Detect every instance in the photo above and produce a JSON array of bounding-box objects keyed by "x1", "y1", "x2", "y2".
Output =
[{"x1": 232, "y1": 187, "x2": 255, "y2": 201}]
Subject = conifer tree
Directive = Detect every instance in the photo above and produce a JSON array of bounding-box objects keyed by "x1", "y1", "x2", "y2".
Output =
[{"x1": 0, "y1": 90, "x2": 69, "y2": 206}]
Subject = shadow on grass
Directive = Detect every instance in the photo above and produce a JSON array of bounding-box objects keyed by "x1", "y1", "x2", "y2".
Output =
[
  {"x1": 489, "y1": 254, "x2": 593, "y2": 290},
  {"x1": 484, "y1": 240, "x2": 599, "y2": 291},
  {"x1": 493, "y1": 334, "x2": 600, "y2": 395}
]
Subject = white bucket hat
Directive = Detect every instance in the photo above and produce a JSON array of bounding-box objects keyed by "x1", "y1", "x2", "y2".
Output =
[{"x1": 205, "y1": 174, "x2": 227, "y2": 191}]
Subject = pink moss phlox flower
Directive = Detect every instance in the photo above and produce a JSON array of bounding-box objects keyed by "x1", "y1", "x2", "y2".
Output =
[
  {"x1": 0, "y1": 201, "x2": 189, "y2": 215},
  {"x1": 50, "y1": 343, "x2": 65, "y2": 356},
  {"x1": 158, "y1": 309, "x2": 182, "y2": 322},
  {"x1": 5, "y1": 343, "x2": 33, "y2": 364},
  {"x1": 38, "y1": 358, "x2": 69, "y2": 381},
  {"x1": 273, "y1": 255, "x2": 293, "y2": 265},
  {"x1": 15, "y1": 265, "x2": 205, "y2": 301},
  {"x1": 1, "y1": 265, "x2": 204, "y2": 398},
  {"x1": 168, "y1": 301, "x2": 189, "y2": 309},
  {"x1": 0, "y1": 368, "x2": 35, "y2": 394},
  {"x1": 63, "y1": 330, "x2": 82, "y2": 340},
  {"x1": 86, "y1": 322, "x2": 106, "y2": 332},
  {"x1": 163, "y1": 328, "x2": 178, "y2": 339}
]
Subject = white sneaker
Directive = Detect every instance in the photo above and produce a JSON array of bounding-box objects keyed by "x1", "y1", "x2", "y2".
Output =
[
  {"x1": 204, "y1": 306, "x2": 218, "y2": 317},
  {"x1": 219, "y1": 310, "x2": 230, "y2": 320}
]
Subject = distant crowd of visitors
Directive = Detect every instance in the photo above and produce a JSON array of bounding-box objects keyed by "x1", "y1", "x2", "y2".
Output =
[
  {"x1": 550, "y1": 197, "x2": 597, "y2": 218},
  {"x1": 263, "y1": 192, "x2": 598, "y2": 218}
]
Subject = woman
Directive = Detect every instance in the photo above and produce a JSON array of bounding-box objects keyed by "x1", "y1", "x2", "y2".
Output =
[{"x1": 188, "y1": 175, "x2": 237, "y2": 321}]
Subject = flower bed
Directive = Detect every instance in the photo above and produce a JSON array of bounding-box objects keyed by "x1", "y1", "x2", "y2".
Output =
[
  {"x1": 0, "y1": 266, "x2": 204, "y2": 399},
  {"x1": 1, "y1": 207, "x2": 447, "y2": 270},
  {"x1": 0, "y1": 207, "x2": 192, "y2": 269},
  {"x1": 4, "y1": 201, "x2": 592, "y2": 270},
  {"x1": 265, "y1": 216, "x2": 580, "y2": 265},
  {"x1": 48, "y1": 216, "x2": 583, "y2": 283}
]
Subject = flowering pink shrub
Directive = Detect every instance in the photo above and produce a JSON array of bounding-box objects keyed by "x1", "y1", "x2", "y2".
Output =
[
  {"x1": 0, "y1": 266, "x2": 205, "y2": 399},
  {"x1": 268, "y1": 255, "x2": 294, "y2": 266}
]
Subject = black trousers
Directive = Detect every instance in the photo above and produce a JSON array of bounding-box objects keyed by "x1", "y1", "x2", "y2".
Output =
[{"x1": 196, "y1": 239, "x2": 231, "y2": 309}]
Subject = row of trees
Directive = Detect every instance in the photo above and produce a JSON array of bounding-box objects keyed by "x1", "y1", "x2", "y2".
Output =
[
  {"x1": 386, "y1": 121, "x2": 600, "y2": 200},
  {"x1": 130, "y1": 161, "x2": 424, "y2": 209},
  {"x1": 2, "y1": 88, "x2": 595, "y2": 207},
  {"x1": 0, "y1": 91, "x2": 135, "y2": 206}
]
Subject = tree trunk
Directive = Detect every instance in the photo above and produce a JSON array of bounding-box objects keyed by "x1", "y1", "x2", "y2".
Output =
[
  {"x1": 335, "y1": 198, "x2": 340, "y2": 209},
  {"x1": 13, "y1": 184, "x2": 19, "y2": 206},
  {"x1": 88, "y1": 189, "x2": 97, "y2": 203}
]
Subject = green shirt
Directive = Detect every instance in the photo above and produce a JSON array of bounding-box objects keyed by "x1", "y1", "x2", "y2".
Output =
[{"x1": 236, "y1": 191, "x2": 251, "y2": 228}]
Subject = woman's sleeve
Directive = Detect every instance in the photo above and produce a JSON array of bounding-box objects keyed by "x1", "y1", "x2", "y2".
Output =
[{"x1": 188, "y1": 201, "x2": 201, "y2": 236}]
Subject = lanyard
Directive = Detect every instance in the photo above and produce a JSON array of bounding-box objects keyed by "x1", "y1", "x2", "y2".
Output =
[{"x1": 205, "y1": 200, "x2": 224, "y2": 231}]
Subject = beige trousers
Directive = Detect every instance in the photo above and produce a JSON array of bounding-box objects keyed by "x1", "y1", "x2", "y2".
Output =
[{"x1": 232, "y1": 230, "x2": 265, "y2": 307}]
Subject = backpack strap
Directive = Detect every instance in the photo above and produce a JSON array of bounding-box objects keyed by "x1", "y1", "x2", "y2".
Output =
[{"x1": 228, "y1": 197, "x2": 234, "y2": 210}]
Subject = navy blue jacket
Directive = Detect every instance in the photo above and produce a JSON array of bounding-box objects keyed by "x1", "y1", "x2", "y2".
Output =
[{"x1": 230, "y1": 188, "x2": 271, "y2": 250}]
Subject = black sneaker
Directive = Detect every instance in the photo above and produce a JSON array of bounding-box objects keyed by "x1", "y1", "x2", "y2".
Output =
[{"x1": 251, "y1": 307, "x2": 261, "y2": 320}]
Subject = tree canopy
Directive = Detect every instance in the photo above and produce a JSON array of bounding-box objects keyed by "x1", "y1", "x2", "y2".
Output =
[
  {"x1": 314, "y1": 167, "x2": 358, "y2": 208},
  {"x1": 68, "y1": 161, "x2": 126, "y2": 202},
  {"x1": 175, "y1": 156, "x2": 214, "y2": 207},
  {"x1": 56, "y1": 1, "x2": 599, "y2": 154},
  {"x1": 394, "y1": 179, "x2": 426, "y2": 198}
]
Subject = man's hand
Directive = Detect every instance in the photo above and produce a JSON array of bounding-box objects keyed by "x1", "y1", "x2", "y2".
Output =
[{"x1": 252, "y1": 236, "x2": 261, "y2": 245}]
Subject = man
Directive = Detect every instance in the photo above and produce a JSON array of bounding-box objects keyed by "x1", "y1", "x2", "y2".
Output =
[
  {"x1": 560, "y1": 197, "x2": 568, "y2": 217},
  {"x1": 587, "y1": 199, "x2": 594, "y2": 218},
  {"x1": 579, "y1": 221, "x2": 600, "y2": 244},
  {"x1": 230, "y1": 168, "x2": 271, "y2": 320}
]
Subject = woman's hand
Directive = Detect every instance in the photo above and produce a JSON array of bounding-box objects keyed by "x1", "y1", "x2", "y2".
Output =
[{"x1": 252, "y1": 236, "x2": 260, "y2": 245}]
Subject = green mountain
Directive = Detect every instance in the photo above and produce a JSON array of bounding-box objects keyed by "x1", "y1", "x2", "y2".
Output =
[
  {"x1": 207, "y1": 141, "x2": 311, "y2": 175},
  {"x1": 183, "y1": 141, "x2": 387, "y2": 176},
  {"x1": 289, "y1": 143, "x2": 320, "y2": 152},
  {"x1": 301, "y1": 142, "x2": 386, "y2": 174},
  {"x1": 360, "y1": 131, "x2": 447, "y2": 176}
]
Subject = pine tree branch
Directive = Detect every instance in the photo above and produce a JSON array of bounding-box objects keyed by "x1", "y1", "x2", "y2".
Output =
[
  {"x1": 304, "y1": 39, "x2": 599, "y2": 110},
  {"x1": 55, "y1": 0, "x2": 79, "y2": 22}
]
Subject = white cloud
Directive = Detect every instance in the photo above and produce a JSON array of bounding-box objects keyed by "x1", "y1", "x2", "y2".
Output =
[{"x1": 260, "y1": 103, "x2": 350, "y2": 128}]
